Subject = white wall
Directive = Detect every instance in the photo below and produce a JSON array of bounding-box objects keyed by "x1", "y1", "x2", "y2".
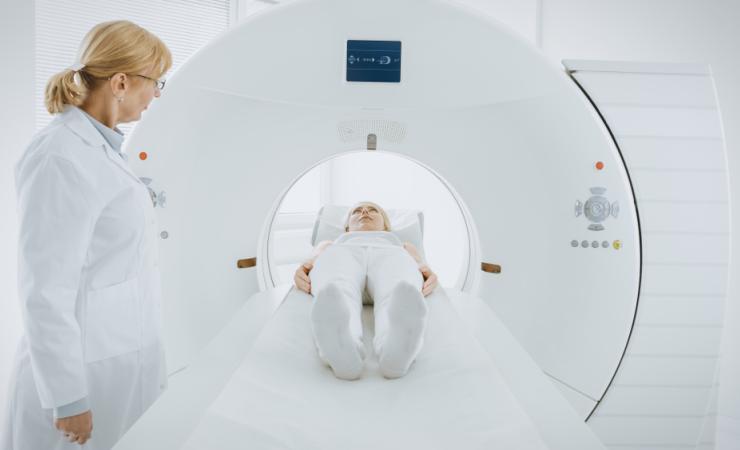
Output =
[
  {"x1": 0, "y1": 0, "x2": 35, "y2": 430},
  {"x1": 537, "y1": 1, "x2": 740, "y2": 445},
  {"x1": 453, "y1": 0, "x2": 539, "y2": 44}
]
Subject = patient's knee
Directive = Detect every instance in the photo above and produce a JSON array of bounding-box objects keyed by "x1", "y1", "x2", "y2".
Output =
[{"x1": 394, "y1": 280, "x2": 423, "y2": 298}]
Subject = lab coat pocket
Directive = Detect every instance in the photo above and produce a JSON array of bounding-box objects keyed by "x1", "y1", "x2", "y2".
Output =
[{"x1": 84, "y1": 277, "x2": 142, "y2": 363}]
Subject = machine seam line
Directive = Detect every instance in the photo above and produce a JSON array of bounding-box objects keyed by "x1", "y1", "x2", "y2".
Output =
[
  {"x1": 631, "y1": 167, "x2": 725, "y2": 173},
  {"x1": 641, "y1": 230, "x2": 729, "y2": 236},
  {"x1": 612, "y1": 384, "x2": 715, "y2": 389},
  {"x1": 639, "y1": 293, "x2": 725, "y2": 298},
  {"x1": 542, "y1": 371, "x2": 598, "y2": 402},
  {"x1": 627, "y1": 354, "x2": 719, "y2": 359},
  {"x1": 636, "y1": 323, "x2": 723, "y2": 328},
  {"x1": 638, "y1": 199, "x2": 728, "y2": 205},
  {"x1": 616, "y1": 133, "x2": 722, "y2": 140},
  {"x1": 599, "y1": 102, "x2": 717, "y2": 111}
]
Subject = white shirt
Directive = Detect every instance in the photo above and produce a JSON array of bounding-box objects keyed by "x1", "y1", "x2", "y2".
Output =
[{"x1": 334, "y1": 231, "x2": 403, "y2": 248}]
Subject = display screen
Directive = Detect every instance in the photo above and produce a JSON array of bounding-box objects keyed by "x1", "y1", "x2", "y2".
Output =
[{"x1": 346, "y1": 40, "x2": 401, "y2": 83}]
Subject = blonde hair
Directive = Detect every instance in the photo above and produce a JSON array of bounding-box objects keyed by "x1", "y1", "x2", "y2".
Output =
[
  {"x1": 45, "y1": 20, "x2": 172, "y2": 114},
  {"x1": 344, "y1": 201, "x2": 392, "y2": 231}
]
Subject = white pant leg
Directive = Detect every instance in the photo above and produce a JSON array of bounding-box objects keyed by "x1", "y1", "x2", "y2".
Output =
[
  {"x1": 309, "y1": 244, "x2": 367, "y2": 357},
  {"x1": 365, "y1": 247, "x2": 425, "y2": 360}
]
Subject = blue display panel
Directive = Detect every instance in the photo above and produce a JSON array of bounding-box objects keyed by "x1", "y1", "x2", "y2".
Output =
[{"x1": 346, "y1": 40, "x2": 401, "y2": 83}]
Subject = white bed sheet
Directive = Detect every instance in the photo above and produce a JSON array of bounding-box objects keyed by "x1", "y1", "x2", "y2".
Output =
[
  {"x1": 178, "y1": 290, "x2": 550, "y2": 450},
  {"x1": 114, "y1": 287, "x2": 606, "y2": 450}
]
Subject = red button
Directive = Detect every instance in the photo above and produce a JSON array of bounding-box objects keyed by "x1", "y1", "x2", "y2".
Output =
[
  {"x1": 139, "y1": 152, "x2": 148, "y2": 161},
  {"x1": 595, "y1": 161, "x2": 604, "y2": 170}
]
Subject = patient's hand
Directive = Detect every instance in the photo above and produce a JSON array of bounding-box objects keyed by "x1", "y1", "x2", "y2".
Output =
[
  {"x1": 294, "y1": 261, "x2": 314, "y2": 294},
  {"x1": 419, "y1": 264, "x2": 438, "y2": 297}
]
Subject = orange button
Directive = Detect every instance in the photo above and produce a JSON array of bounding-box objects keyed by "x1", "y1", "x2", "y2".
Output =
[
  {"x1": 595, "y1": 161, "x2": 604, "y2": 170},
  {"x1": 139, "y1": 152, "x2": 148, "y2": 161}
]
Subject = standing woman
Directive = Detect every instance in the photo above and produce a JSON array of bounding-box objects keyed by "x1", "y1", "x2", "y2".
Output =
[{"x1": 1, "y1": 21, "x2": 171, "y2": 449}]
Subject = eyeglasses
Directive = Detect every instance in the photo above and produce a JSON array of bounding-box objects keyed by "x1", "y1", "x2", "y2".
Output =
[{"x1": 135, "y1": 74, "x2": 166, "y2": 91}]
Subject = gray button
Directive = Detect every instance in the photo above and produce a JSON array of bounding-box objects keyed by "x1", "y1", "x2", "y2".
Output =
[
  {"x1": 571, "y1": 240, "x2": 579, "y2": 247},
  {"x1": 591, "y1": 241, "x2": 599, "y2": 248},
  {"x1": 590, "y1": 186, "x2": 607, "y2": 195},
  {"x1": 581, "y1": 240, "x2": 589, "y2": 248},
  {"x1": 602, "y1": 240, "x2": 609, "y2": 248},
  {"x1": 160, "y1": 231, "x2": 169, "y2": 239}
]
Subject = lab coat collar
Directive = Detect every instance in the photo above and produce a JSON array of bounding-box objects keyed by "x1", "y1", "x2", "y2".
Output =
[{"x1": 59, "y1": 106, "x2": 143, "y2": 186}]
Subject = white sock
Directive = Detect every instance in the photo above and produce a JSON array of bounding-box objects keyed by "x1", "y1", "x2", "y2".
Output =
[
  {"x1": 377, "y1": 281, "x2": 428, "y2": 379},
  {"x1": 311, "y1": 284, "x2": 364, "y2": 380}
]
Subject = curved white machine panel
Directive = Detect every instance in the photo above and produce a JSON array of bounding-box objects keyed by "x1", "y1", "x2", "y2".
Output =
[
  {"x1": 565, "y1": 60, "x2": 730, "y2": 448},
  {"x1": 125, "y1": 0, "x2": 640, "y2": 426}
]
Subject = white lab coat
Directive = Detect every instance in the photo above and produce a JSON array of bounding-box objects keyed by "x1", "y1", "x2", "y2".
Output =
[{"x1": 1, "y1": 106, "x2": 166, "y2": 450}]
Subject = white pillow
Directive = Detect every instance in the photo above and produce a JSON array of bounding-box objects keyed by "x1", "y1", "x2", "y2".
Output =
[{"x1": 311, "y1": 205, "x2": 425, "y2": 259}]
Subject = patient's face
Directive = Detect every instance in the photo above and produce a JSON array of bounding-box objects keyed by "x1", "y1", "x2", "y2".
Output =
[{"x1": 347, "y1": 203, "x2": 386, "y2": 232}]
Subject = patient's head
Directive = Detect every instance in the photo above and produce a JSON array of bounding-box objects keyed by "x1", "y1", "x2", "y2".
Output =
[{"x1": 345, "y1": 201, "x2": 392, "y2": 232}]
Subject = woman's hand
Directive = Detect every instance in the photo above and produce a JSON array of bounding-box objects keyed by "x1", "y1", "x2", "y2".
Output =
[
  {"x1": 294, "y1": 261, "x2": 314, "y2": 294},
  {"x1": 55, "y1": 410, "x2": 93, "y2": 445},
  {"x1": 419, "y1": 264, "x2": 438, "y2": 296}
]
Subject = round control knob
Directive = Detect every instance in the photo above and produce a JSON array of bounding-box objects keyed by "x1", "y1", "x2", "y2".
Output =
[{"x1": 584, "y1": 195, "x2": 610, "y2": 223}]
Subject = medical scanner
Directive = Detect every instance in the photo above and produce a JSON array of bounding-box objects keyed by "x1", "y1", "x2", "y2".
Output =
[{"x1": 113, "y1": 0, "x2": 730, "y2": 448}]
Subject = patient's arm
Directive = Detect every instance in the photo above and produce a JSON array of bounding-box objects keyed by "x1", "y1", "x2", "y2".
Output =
[
  {"x1": 403, "y1": 242, "x2": 438, "y2": 297},
  {"x1": 310, "y1": 240, "x2": 334, "y2": 262},
  {"x1": 402, "y1": 242, "x2": 424, "y2": 265},
  {"x1": 294, "y1": 240, "x2": 334, "y2": 294}
]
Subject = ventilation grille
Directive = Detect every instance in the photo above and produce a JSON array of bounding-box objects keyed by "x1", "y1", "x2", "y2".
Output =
[{"x1": 337, "y1": 120, "x2": 407, "y2": 144}]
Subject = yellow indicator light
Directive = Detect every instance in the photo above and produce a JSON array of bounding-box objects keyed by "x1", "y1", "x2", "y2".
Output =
[{"x1": 613, "y1": 240, "x2": 622, "y2": 250}]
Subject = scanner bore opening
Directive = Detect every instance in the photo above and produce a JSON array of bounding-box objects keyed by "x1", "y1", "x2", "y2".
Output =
[{"x1": 257, "y1": 150, "x2": 482, "y2": 294}]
